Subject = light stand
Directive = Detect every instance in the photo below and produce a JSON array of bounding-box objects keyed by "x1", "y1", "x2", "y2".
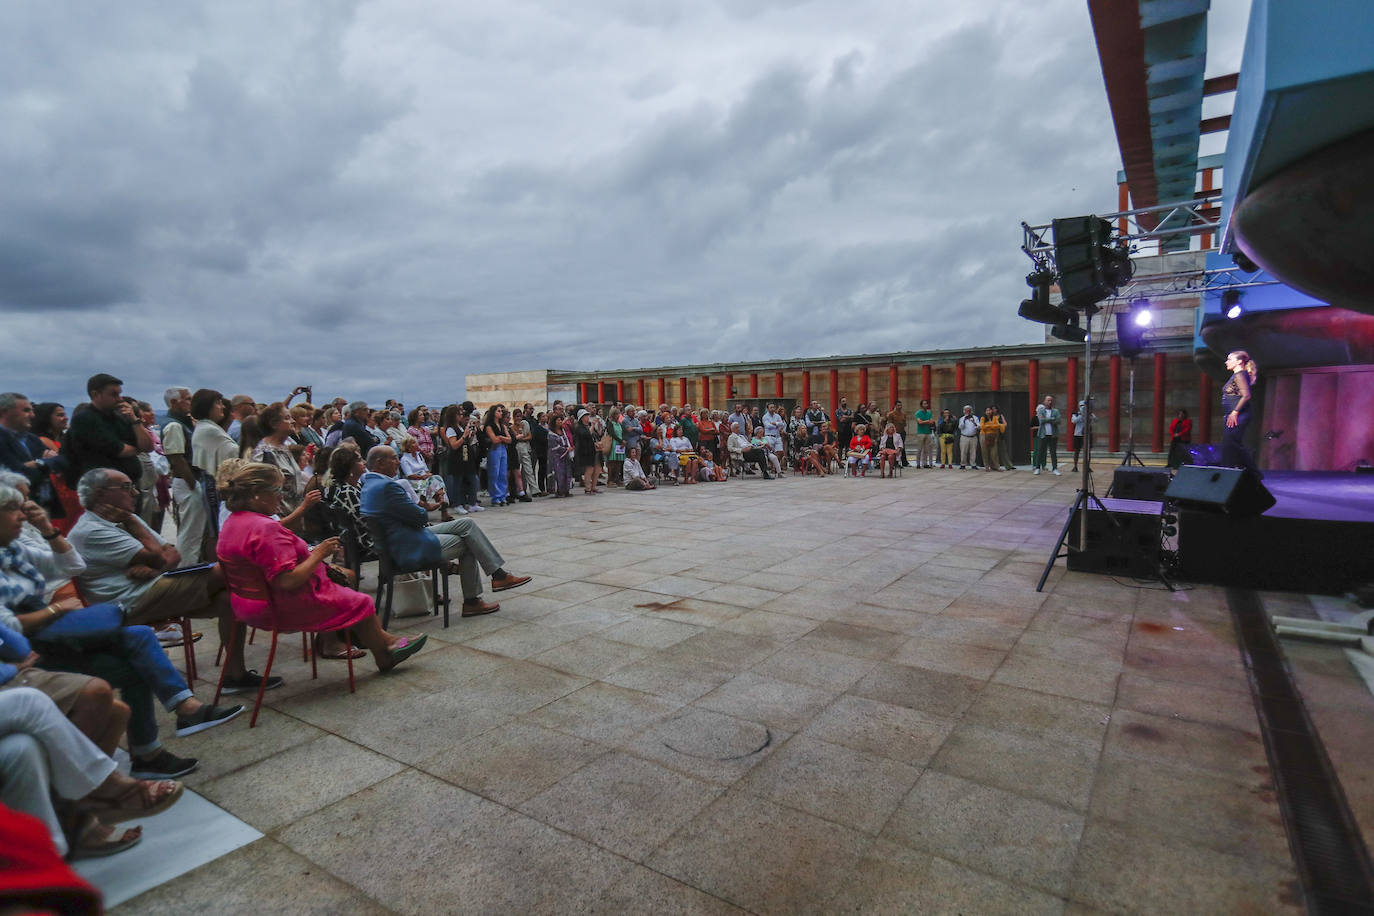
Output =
[
  {"x1": 1036, "y1": 311, "x2": 1174, "y2": 592},
  {"x1": 1118, "y1": 357, "x2": 1146, "y2": 467}
]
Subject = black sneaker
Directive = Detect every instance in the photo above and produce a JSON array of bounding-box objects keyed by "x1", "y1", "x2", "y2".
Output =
[
  {"x1": 130, "y1": 749, "x2": 199, "y2": 779},
  {"x1": 175, "y1": 704, "x2": 245, "y2": 737},
  {"x1": 219, "y1": 669, "x2": 285, "y2": 696}
]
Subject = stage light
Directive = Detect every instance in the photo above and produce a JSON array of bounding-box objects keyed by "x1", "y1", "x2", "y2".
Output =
[
  {"x1": 1052, "y1": 216, "x2": 1133, "y2": 309},
  {"x1": 1116, "y1": 299, "x2": 1150, "y2": 359},
  {"x1": 1222, "y1": 289, "x2": 1243, "y2": 319},
  {"x1": 1051, "y1": 314, "x2": 1088, "y2": 342},
  {"x1": 1017, "y1": 268, "x2": 1075, "y2": 325},
  {"x1": 1132, "y1": 308, "x2": 1153, "y2": 327}
]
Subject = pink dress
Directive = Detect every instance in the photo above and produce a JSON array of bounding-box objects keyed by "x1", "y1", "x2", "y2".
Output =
[{"x1": 216, "y1": 511, "x2": 374, "y2": 631}]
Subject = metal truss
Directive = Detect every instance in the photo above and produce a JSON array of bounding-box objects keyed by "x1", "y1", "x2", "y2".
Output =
[
  {"x1": 1021, "y1": 193, "x2": 1224, "y2": 259},
  {"x1": 1104, "y1": 265, "x2": 1280, "y2": 305}
]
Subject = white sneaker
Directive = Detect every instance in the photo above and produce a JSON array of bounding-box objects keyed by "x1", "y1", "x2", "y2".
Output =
[
  {"x1": 1053, "y1": 469, "x2": 1062, "y2": 476},
  {"x1": 469, "y1": 503, "x2": 486, "y2": 512},
  {"x1": 453, "y1": 505, "x2": 468, "y2": 514},
  {"x1": 1033, "y1": 468, "x2": 1041, "y2": 475}
]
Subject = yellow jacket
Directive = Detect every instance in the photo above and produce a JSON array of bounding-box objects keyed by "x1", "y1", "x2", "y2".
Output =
[{"x1": 979, "y1": 416, "x2": 1005, "y2": 435}]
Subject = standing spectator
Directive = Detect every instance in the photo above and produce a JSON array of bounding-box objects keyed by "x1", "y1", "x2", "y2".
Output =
[
  {"x1": 189, "y1": 390, "x2": 239, "y2": 535},
  {"x1": 64, "y1": 375, "x2": 152, "y2": 503},
  {"x1": 604, "y1": 408, "x2": 625, "y2": 487},
  {"x1": 834, "y1": 399, "x2": 854, "y2": 458},
  {"x1": 727, "y1": 404, "x2": 751, "y2": 443},
  {"x1": 484, "y1": 405, "x2": 513, "y2": 506},
  {"x1": 513, "y1": 409, "x2": 540, "y2": 495},
  {"x1": 573, "y1": 410, "x2": 600, "y2": 495},
  {"x1": 531, "y1": 412, "x2": 550, "y2": 495},
  {"x1": 0, "y1": 393, "x2": 60, "y2": 519},
  {"x1": 912, "y1": 399, "x2": 935, "y2": 468},
  {"x1": 159, "y1": 387, "x2": 205, "y2": 564},
  {"x1": 957, "y1": 406, "x2": 981, "y2": 469},
  {"x1": 1070, "y1": 400, "x2": 1092, "y2": 472},
  {"x1": 1033, "y1": 396, "x2": 1062, "y2": 476},
  {"x1": 548, "y1": 414, "x2": 574, "y2": 497},
  {"x1": 993, "y1": 404, "x2": 1016, "y2": 471},
  {"x1": 442, "y1": 407, "x2": 483, "y2": 513},
  {"x1": 341, "y1": 402, "x2": 379, "y2": 454},
  {"x1": 886, "y1": 401, "x2": 909, "y2": 467},
  {"x1": 979, "y1": 406, "x2": 1005, "y2": 472},
  {"x1": 762, "y1": 404, "x2": 786, "y2": 463},
  {"x1": 677, "y1": 406, "x2": 698, "y2": 451},
  {"x1": 406, "y1": 408, "x2": 433, "y2": 464},
  {"x1": 1167, "y1": 408, "x2": 1192, "y2": 470},
  {"x1": 294, "y1": 405, "x2": 325, "y2": 448},
  {"x1": 31, "y1": 403, "x2": 82, "y2": 533},
  {"x1": 225, "y1": 395, "x2": 256, "y2": 443},
  {"x1": 936, "y1": 409, "x2": 958, "y2": 468}
]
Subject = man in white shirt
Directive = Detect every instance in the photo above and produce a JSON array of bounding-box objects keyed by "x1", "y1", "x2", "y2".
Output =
[
  {"x1": 762, "y1": 404, "x2": 786, "y2": 458},
  {"x1": 159, "y1": 386, "x2": 205, "y2": 564},
  {"x1": 957, "y1": 406, "x2": 981, "y2": 469}
]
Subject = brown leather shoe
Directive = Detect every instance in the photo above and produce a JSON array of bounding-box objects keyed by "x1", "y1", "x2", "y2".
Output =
[
  {"x1": 461, "y1": 599, "x2": 500, "y2": 617},
  {"x1": 491, "y1": 573, "x2": 531, "y2": 592}
]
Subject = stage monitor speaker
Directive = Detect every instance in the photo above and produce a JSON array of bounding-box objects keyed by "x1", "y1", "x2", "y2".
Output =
[
  {"x1": 1066, "y1": 499, "x2": 1162, "y2": 579},
  {"x1": 1109, "y1": 467, "x2": 1171, "y2": 501},
  {"x1": 1165, "y1": 465, "x2": 1275, "y2": 517}
]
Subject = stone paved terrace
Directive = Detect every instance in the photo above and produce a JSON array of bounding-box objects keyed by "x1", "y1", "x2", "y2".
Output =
[{"x1": 112, "y1": 466, "x2": 1361, "y2": 915}]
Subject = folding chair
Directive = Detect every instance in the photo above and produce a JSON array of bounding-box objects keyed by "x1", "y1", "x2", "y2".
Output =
[{"x1": 362, "y1": 518, "x2": 451, "y2": 630}]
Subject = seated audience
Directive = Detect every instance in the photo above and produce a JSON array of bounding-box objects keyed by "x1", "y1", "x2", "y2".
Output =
[
  {"x1": 727, "y1": 423, "x2": 773, "y2": 479},
  {"x1": 360, "y1": 446, "x2": 530, "y2": 616},
  {"x1": 847, "y1": 424, "x2": 873, "y2": 476},
  {"x1": 877, "y1": 423, "x2": 904, "y2": 477},
  {"x1": 399, "y1": 436, "x2": 452, "y2": 520},
  {"x1": 751, "y1": 427, "x2": 782, "y2": 477},
  {"x1": 622, "y1": 446, "x2": 656, "y2": 490}
]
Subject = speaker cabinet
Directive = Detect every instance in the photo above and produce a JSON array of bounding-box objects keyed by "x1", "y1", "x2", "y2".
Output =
[
  {"x1": 1109, "y1": 467, "x2": 1172, "y2": 501},
  {"x1": 1165, "y1": 465, "x2": 1275, "y2": 518},
  {"x1": 1066, "y1": 499, "x2": 1162, "y2": 578}
]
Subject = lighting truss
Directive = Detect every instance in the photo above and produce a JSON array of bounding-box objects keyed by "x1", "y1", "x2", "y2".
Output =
[{"x1": 1021, "y1": 194, "x2": 1225, "y2": 258}]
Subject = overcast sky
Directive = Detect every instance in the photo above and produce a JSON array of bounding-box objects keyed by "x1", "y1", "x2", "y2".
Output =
[{"x1": 5, "y1": 0, "x2": 1250, "y2": 409}]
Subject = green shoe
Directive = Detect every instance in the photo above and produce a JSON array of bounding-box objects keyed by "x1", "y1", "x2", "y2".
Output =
[{"x1": 382, "y1": 633, "x2": 428, "y2": 672}]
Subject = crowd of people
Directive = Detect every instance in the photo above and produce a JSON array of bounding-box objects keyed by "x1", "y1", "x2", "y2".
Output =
[{"x1": 1, "y1": 373, "x2": 1097, "y2": 886}]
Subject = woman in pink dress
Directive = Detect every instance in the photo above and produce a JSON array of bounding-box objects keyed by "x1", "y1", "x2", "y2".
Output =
[{"x1": 214, "y1": 461, "x2": 425, "y2": 672}]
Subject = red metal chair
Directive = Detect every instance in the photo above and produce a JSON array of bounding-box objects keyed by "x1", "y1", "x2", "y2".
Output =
[{"x1": 212, "y1": 559, "x2": 355, "y2": 727}]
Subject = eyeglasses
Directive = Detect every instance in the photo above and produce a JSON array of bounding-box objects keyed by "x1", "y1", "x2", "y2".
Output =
[{"x1": 101, "y1": 482, "x2": 137, "y2": 493}]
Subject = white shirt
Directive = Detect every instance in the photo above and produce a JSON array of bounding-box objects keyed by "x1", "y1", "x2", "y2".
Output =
[
  {"x1": 400, "y1": 453, "x2": 430, "y2": 478},
  {"x1": 958, "y1": 414, "x2": 981, "y2": 436},
  {"x1": 192, "y1": 421, "x2": 238, "y2": 475},
  {"x1": 67, "y1": 512, "x2": 165, "y2": 607}
]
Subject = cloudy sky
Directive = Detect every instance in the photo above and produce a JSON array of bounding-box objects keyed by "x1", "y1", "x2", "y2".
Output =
[{"x1": 5, "y1": 0, "x2": 1250, "y2": 408}]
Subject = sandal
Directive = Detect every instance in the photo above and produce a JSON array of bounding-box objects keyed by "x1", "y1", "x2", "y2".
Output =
[
  {"x1": 70, "y1": 815, "x2": 143, "y2": 860},
  {"x1": 380, "y1": 633, "x2": 428, "y2": 672},
  {"x1": 315, "y1": 633, "x2": 367, "y2": 660},
  {"x1": 81, "y1": 778, "x2": 184, "y2": 824}
]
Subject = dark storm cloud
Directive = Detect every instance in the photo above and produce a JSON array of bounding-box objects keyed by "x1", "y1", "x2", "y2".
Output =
[{"x1": 3, "y1": 0, "x2": 1250, "y2": 409}]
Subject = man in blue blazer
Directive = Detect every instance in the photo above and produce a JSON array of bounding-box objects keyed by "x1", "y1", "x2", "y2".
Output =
[{"x1": 360, "y1": 446, "x2": 529, "y2": 616}]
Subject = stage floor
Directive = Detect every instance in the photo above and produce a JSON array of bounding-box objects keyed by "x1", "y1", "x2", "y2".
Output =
[{"x1": 1260, "y1": 470, "x2": 1374, "y2": 523}]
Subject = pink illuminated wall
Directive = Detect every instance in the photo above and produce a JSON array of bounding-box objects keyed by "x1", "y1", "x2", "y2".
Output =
[{"x1": 1260, "y1": 366, "x2": 1374, "y2": 470}]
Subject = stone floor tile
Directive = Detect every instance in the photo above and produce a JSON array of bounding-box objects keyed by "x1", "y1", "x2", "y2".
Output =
[
  {"x1": 793, "y1": 620, "x2": 907, "y2": 660},
  {"x1": 694, "y1": 671, "x2": 837, "y2": 731},
  {"x1": 278, "y1": 769, "x2": 632, "y2": 914},
  {"x1": 647, "y1": 791, "x2": 872, "y2": 915},
  {"x1": 461, "y1": 620, "x2": 588, "y2": 659},
  {"x1": 647, "y1": 597, "x2": 753, "y2": 627},
  {"x1": 531, "y1": 634, "x2": 652, "y2": 679},
  {"x1": 520, "y1": 751, "x2": 723, "y2": 860},
  {"x1": 1104, "y1": 708, "x2": 1268, "y2": 784},
  {"x1": 1087, "y1": 752, "x2": 1290, "y2": 865},
  {"x1": 637, "y1": 574, "x2": 720, "y2": 599},
  {"x1": 1068, "y1": 822, "x2": 1301, "y2": 915},
  {"x1": 695, "y1": 583, "x2": 785, "y2": 609},
  {"x1": 1026, "y1": 608, "x2": 1132, "y2": 646},
  {"x1": 884, "y1": 770, "x2": 1085, "y2": 897},
  {"x1": 523, "y1": 578, "x2": 625, "y2": 605},
  {"x1": 417, "y1": 720, "x2": 608, "y2": 805},
  {"x1": 991, "y1": 652, "x2": 1121, "y2": 706},
  {"x1": 1121, "y1": 643, "x2": 1250, "y2": 692},
  {"x1": 930, "y1": 722, "x2": 1101, "y2": 811},
  {"x1": 197, "y1": 733, "x2": 407, "y2": 832},
  {"x1": 618, "y1": 706, "x2": 788, "y2": 786},
  {"x1": 907, "y1": 613, "x2": 1024, "y2": 650},
  {"x1": 447, "y1": 659, "x2": 591, "y2": 715},
  {"x1": 524, "y1": 681, "x2": 683, "y2": 743},
  {"x1": 593, "y1": 865, "x2": 748, "y2": 914},
  {"x1": 602, "y1": 653, "x2": 739, "y2": 703},
  {"x1": 751, "y1": 643, "x2": 880, "y2": 691},
  {"x1": 802, "y1": 694, "x2": 956, "y2": 767},
  {"x1": 1114, "y1": 671, "x2": 1257, "y2": 732},
  {"x1": 962, "y1": 682, "x2": 1113, "y2": 746},
  {"x1": 171, "y1": 706, "x2": 327, "y2": 787},
  {"x1": 850, "y1": 662, "x2": 987, "y2": 719},
  {"x1": 599, "y1": 614, "x2": 704, "y2": 648},
  {"x1": 1012, "y1": 630, "x2": 1126, "y2": 668},
  {"x1": 323, "y1": 686, "x2": 512, "y2": 766},
  {"x1": 115, "y1": 837, "x2": 393, "y2": 916},
  {"x1": 664, "y1": 630, "x2": 787, "y2": 671},
  {"x1": 823, "y1": 839, "x2": 1068, "y2": 916},
  {"x1": 828, "y1": 601, "x2": 936, "y2": 634},
  {"x1": 739, "y1": 735, "x2": 923, "y2": 834},
  {"x1": 717, "y1": 609, "x2": 820, "y2": 640},
  {"x1": 890, "y1": 636, "x2": 1008, "y2": 679}
]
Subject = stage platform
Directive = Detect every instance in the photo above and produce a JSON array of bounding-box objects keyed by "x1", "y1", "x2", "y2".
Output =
[{"x1": 1176, "y1": 471, "x2": 1374, "y2": 594}]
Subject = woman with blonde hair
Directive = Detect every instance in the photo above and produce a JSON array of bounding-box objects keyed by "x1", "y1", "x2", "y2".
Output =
[
  {"x1": 214, "y1": 462, "x2": 425, "y2": 672},
  {"x1": 1222, "y1": 350, "x2": 1262, "y2": 476}
]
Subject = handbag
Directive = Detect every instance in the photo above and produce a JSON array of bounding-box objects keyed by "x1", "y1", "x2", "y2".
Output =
[
  {"x1": 30, "y1": 601, "x2": 127, "y2": 654},
  {"x1": 598, "y1": 432, "x2": 613, "y2": 455}
]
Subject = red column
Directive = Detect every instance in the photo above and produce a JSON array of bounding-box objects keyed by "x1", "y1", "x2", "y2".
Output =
[
  {"x1": 724, "y1": 373, "x2": 734, "y2": 400},
  {"x1": 598, "y1": 380, "x2": 607, "y2": 402},
  {"x1": 617, "y1": 380, "x2": 626, "y2": 402},
  {"x1": 679, "y1": 377, "x2": 688, "y2": 405},
  {"x1": 750, "y1": 373, "x2": 759, "y2": 398},
  {"x1": 859, "y1": 367, "x2": 869, "y2": 404},
  {"x1": 1199, "y1": 372, "x2": 1214, "y2": 445},
  {"x1": 989, "y1": 360, "x2": 1002, "y2": 391},
  {"x1": 921, "y1": 365, "x2": 932, "y2": 402},
  {"x1": 801, "y1": 370, "x2": 811, "y2": 406},
  {"x1": 1200, "y1": 168, "x2": 1215, "y2": 250},
  {"x1": 700, "y1": 375, "x2": 710, "y2": 409},
  {"x1": 775, "y1": 372, "x2": 784, "y2": 398},
  {"x1": 829, "y1": 368, "x2": 840, "y2": 415},
  {"x1": 1027, "y1": 359, "x2": 1040, "y2": 413},
  {"x1": 656, "y1": 378, "x2": 666, "y2": 405},
  {"x1": 1109, "y1": 355, "x2": 1122, "y2": 452},
  {"x1": 955, "y1": 362, "x2": 966, "y2": 391},
  {"x1": 888, "y1": 365, "x2": 899, "y2": 405},
  {"x1": 636, "y1": 379, "x2": 646, "y2": 406},
  {"x1": 1118, "y1": 181, "x2": 1130, "y2": 236},
  {"x1": 1151, "y1": 353, "x2": 1167, "y2": 452},
  {"x1": 1066, "y1": 356, "x2": 1079, "y2": 407},
  {"x1": 580, "y1": 383, "x2": 588, "y2": 403}
]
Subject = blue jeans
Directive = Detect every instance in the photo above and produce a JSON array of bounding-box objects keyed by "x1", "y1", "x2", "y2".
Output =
[{"x1": 487, "y1": 447, "x2": 508, "y2": 502}]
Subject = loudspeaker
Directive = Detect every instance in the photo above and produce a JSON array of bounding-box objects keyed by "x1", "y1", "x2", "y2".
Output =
[
  {"x1": 1109, "y1": 467, "x2": 1171, "y2": 501},
  {"x1": 1165, "y1": 465, "x2": 1275, "y2": 517},
  {"x1": 1066, "y1": 499, "x2": 1162, "y2": 578}
]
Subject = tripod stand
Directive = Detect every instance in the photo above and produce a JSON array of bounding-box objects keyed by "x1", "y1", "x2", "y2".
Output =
[
  {"x1": 1036, "y1": 319, "x2": 1173, "y2": 592},
  {"x1": 1118, "y1": 357, "x2": 1146, "y2": 467}
]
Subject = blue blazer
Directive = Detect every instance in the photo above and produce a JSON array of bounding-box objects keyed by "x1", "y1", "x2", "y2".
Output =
[{"x1": 359, "y1": 472, "x2": 441, "y2": 570}]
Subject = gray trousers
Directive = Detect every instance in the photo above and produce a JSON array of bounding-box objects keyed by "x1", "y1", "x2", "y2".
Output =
[
  {"x1": 516, "y1": 442, "x2": 539, "y2": 494},
  {"x1": 959, "y1": 435, "x2": 979, "y2": 466},
  {"x1": 0, "y1": 687, "x2": 116, "y2": 855},
  {"x1": 431, "y1": 518, "x2": 505, "y2": 600}
]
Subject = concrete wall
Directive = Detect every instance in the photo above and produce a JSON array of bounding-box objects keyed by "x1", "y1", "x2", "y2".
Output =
[{"x1": 464, "y1": 370, "x2": 550, "y2": 413}]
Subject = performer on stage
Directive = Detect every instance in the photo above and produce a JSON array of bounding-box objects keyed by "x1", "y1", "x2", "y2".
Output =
[{"x1": 1222, "y1": 350, "x2": 1261, "y2": 476}]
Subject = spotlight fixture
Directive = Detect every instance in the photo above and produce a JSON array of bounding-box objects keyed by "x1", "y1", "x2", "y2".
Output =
[
  {"x1": 1232, "y1": 250, "x2": 1259, "y2": 273},
  {"x1": 1050, "y1": 313, "x2": 1088, "y2": 343},
  {"x1": 1116, "y1": 299, "x2": 1151, "y2": 358},
  {"x1": 1017, "y1": 267, "x2": 1075, "y2": 325},
  {"x1": 1051, "y1": 216, "x2": 1134, "y2": 309},
  {"x1": 1222, "y1": 289, "x2": 1243, "y2": 319}
]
